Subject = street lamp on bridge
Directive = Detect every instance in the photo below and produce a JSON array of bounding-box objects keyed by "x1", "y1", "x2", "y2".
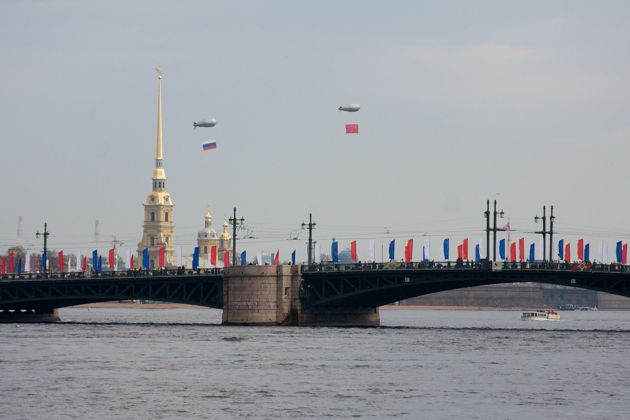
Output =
[
  {"x1": 35, "y1": 223, "x2": 50, "y2": 278},
  {"x1": 534, "y1": 205, "x2": 555, "y2": 262},
  {"x1": 229, "y1": 207, "x2": 245, "y2": 267},
  {"x1": 485, "y1": 200, "x2": 505, "y2": 261},
  {"x1": 301, "y1": 213, "x2": 316, "y2": 266}
]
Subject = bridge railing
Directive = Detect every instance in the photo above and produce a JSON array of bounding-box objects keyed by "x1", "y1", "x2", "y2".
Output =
[
  {"x1": 301, "y1": 260, "x2": 630, "y2": 273},
  {"x1": 0, "y1": 267, "x2": 224, "y2": 282}
]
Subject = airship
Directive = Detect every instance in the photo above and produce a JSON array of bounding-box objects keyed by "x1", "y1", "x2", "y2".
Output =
[
  {"x1": 193, "y1": 117, "x2": 217, "y2": 129},
  {"x1": 338, "y1": 104, "x2": 361, "y2": 112}
]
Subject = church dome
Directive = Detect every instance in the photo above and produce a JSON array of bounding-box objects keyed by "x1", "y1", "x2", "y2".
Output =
[
  {"x1": 198, "y1": 211, "x2": 218, "y2": 239},
  {"x1": 220, "y1": 220, "x2": 232, "y2": 240}
]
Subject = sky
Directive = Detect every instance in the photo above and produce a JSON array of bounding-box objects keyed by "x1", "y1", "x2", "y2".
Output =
[{"x1": 1, "y1": 1, "x2": 630, "y2": 262}]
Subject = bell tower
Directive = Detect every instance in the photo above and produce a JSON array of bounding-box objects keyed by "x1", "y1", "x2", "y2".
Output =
[{"x1": 137, "y1": 68, "x2": 175, "y2": 268}]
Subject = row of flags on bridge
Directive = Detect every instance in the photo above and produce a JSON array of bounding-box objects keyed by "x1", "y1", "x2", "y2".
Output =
[{"x1": 2, "y1": 238, "x2": 629, "y2": 274}]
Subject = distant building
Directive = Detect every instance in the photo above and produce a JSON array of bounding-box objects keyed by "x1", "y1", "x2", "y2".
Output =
[{"x1": 196, "y1": 212, "x2": 231, "y2": 266}]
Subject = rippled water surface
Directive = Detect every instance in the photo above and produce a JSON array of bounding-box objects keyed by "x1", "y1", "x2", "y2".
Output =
[{"x1": 1, "y1": 309, "x2": 629, "y2": 419}]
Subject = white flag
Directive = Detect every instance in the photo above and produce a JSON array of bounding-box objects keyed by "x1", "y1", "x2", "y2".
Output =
[
  {"x1": 314, "y1": 242, "x2": 321, "y2": 263},
  {"x1": 75, "y1": 251, "x2": 81, "y2": 272},
  {"x1": 125, "y1": 249, "x2": 131, "y2": 270},
  {"x1": 368, "y1": 240, "x2": 375, "y2": 262},
  {"x1": 423, "y1": 239, "x2": 431, "y2": 261},
  {"x1": 24, "y1": 252, "x2": 30, "y2": 273},
  {"x1": 536, "y1": 239, "x2": 543, "y2": 261},
  {"x1": 601, "y1": 241, "x2": 608, "y2": 264},
  {"x1": 176, "y1": 246, "x2": 182, "y2": 267},
  {"x1": 257, "y1": 251, "x2": 263, "y2": 265}
]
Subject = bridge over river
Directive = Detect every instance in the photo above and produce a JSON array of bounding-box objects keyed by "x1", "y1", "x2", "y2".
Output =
[{"x1": 1, "y1": 262, "x2": 629, "y2": 325}]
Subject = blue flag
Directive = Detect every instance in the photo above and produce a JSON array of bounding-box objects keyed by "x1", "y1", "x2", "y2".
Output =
[
  {"x1": 98, "y1": 256, "x2": 102, "y2": 272},
  {"x1": 192, "y1": 247, "x2": 199, "y2": 270},
  {"x1": 558, "y1": 240, "x2": 564, "y2": 260},
  {"x1": 585, "y1": 244, "x2": 590, "y2": 262},
  {"x1": 240, "y1": 250, "x2": 247, "y2": 266},
  {"x1": 331, "y1": 241, "x2": 338, "y2": 263},
  {"x1": 17, "y1": 258, "x2": 22, "y2": 275},
  {"x1": 443, "y1": 238, "x2": 449, "y2": 260},
  {"x1": 616, "y1": 241, "x2": 622, "y2": 263},
  {"x1": 42, "y1": 251, "x2": 47, "y2": 271},
  {"x1": 291, "y1": 250, "x2": 296, "y2": 265},
  {"x1": 475, "y1": 244, "x2": 480, "y2": 262},
  {"x1": 388, "y1": 240, "x2": 395, "y2": 260},
  {"x1": 499, "y1": 239, "x2": 505, "y2": 260},
  {"x1": 142, "y1": 248, "x2": 150, "y2": 269},
  {"x1": 92, "y1": 250, "x2": 98, "y2": 270},
  {"x1": 529, "y1": 243, "x2": 535, "y2": 262}
]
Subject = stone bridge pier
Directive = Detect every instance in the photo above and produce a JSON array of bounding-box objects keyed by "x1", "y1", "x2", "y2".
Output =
[
  {"x1": 0, "y1": 307, "x2": 60, "y2": 322},
  {"x1": 222, "y1": 265, "x2": 379, "y2": 327}
]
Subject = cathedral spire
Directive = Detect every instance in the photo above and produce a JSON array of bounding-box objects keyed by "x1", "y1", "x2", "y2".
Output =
[{"x1": 155, "y1": 67, "x2": 164, "y2": 165}]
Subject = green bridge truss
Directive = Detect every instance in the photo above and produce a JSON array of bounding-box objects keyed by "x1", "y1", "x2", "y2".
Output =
[
  {"x1": 0, "y1": 273, "x2": 223, "y2": 311},
  {"x1": 2, "y1": 266, "x2": 630, "y2": 314},
  {"x1": 300, "y1": 267, "x2": 630, "y2": 309}
]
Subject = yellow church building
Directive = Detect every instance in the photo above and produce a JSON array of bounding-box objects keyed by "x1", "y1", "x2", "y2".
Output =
[{"x1": 137, "y1": 68, "x2": 175, "y2": 268}]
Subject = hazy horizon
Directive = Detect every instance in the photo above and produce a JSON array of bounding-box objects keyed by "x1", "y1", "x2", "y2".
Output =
[{"x1": 2, "y1": 1, "x2": 629, "y2": 262}]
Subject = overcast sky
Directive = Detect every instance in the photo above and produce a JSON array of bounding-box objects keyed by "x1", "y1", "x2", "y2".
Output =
[{"x1": 1, "y1": 1, "x2": 629, "y2": 261}]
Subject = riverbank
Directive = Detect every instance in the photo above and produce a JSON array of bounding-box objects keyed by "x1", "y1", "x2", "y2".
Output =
[{"x1": 72, "y1": 302, "x2": 528, "y2": 311}]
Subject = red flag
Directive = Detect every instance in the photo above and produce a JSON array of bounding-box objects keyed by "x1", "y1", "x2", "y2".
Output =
[
  {"x1": 623, "y1": 244, "x2": 628, "y2": 264},
  {"x1": 1, "y1": 258, "x2": 6, "y2": 275},
  {"x1": 108, "y1": 248, "x2": 115, "y2": 269},
  {"x1": 82, "y1": 256, "x2": 87, "y2": 271},
  {"x1": 457, "y1": 245, "x2": 462, "y2": 259},
  {"x1": 9, "y1": 251, "x2": 15, "y2": 273},
  {"x1": 345, "y1": 124, "x2": 359, "y2": 134},
  {"x1": 565, "y1": 243, "x2": 571, "y2": 263},
  {"x1": 273, "y1": 250, "x2": 280, "y2": 265},
  {"x1": 406, "y1": 239, "x2": 413, "y2": 262},
  {"x1": 223, "y1": 251, "x2": 230, "y2": 267},
  {"x1": 518, "y1": 238, "x2": 525, "y2": 261},
  {"x1": 210, "y1": 245, "x2": 217, "y2": 266},
  {"x1": 462, "y1": 238, "x2": 469, "y2": 260},
  {"x1": 158, "y1": 247, "x2": 165, "y2": 268},
  {"x1": 510, "y1": 242, "x2": 517, "y2": 261},
  {"x1": 404, "y1": 244, "x2": 409, "y2": 262},
  {"x1": 130, "y1": 255, "x2": 135, "y2": 270},
  {"x1": 350, "y1": 241, "x2": 357, "y2": 261},
  {"x1": 577, "y1": 239, "x2": 584, "y2": 261},
  {"x1": 58, "y1": 251, "x2": 64, "y2": 273}
]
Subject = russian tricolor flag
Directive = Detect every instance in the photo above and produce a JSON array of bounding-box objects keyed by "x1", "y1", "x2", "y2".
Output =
[{"x1": 202, "y1": 141, "x2": 217, "y2": 151}]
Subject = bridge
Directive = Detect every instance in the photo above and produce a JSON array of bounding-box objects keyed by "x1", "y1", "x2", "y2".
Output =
[
  {"x1": 0, "y1": 269, "x2": 222, "y2": 321},
  {"x1": 1, "y1": 262, "x2": 629, "y2": 325}
]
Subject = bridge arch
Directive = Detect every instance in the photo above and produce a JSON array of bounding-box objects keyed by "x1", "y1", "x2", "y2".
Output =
[
  {"x1": 0, "y1": 273, "x2": 224, "y2": 315},
  {"x1": 300, "y1": 268, "x2": 630, "y2": 309}
]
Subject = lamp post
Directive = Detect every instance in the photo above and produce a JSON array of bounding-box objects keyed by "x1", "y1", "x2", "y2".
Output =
[
  {"x1": 484, "y1": 200, "x2": 490, "y2": 261},
  {"x1": 36, "y1": 223, "x2": 50, "y2": 278},
  {"x1": 485, "y1": 200, "x2": 505, "y2": 261},
  {"x1": 229, "y1": 207, "x2": 245, "y2": 267},
  {"x1": 301, "y1": 213, "x2": 316, "y2": 265},
  {"x1": 549, "y1": 206, "x2": 555, "y2": 262},
  {"x1": 534, "y1": 206, "x2": 547, "y2": 262}
]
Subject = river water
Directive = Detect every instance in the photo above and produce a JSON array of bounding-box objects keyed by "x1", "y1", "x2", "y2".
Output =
[{"x1": 1, "y1": 308, "x2": 629, "y2": 419}]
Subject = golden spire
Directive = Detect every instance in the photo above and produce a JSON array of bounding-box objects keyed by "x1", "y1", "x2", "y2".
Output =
[{"x1": 155, "y1": 67, "x2": 163, "y2": 162}]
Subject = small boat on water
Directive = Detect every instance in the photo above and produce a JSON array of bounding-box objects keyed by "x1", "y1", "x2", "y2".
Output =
[{"x1": 521, "y1": 309, "x2": 560, "y2": 321}]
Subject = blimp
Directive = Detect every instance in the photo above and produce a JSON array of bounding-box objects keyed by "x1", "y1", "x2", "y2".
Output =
[
  {"x1": 338, "y1": 104, "x2": 361, "y2": 112},
  {"x1": 193, "y1": 117, "x2": 217, "y2": 129}
]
